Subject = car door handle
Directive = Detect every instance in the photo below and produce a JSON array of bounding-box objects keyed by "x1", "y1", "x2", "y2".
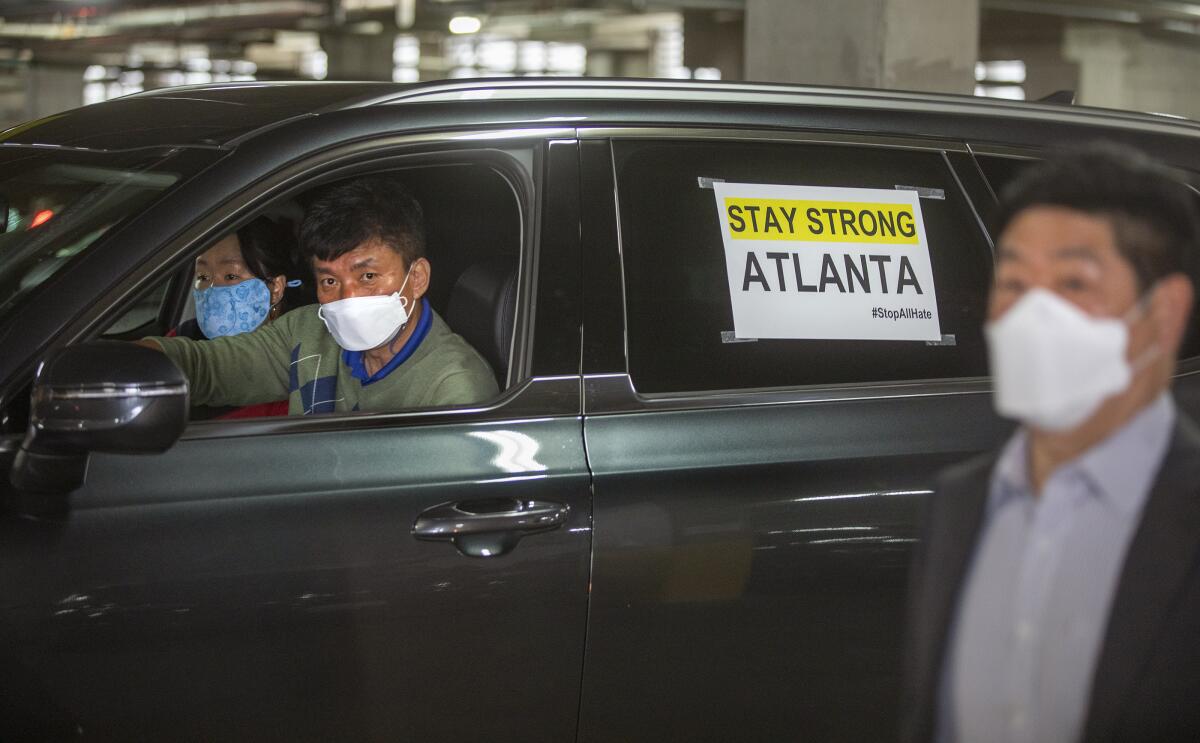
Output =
[{"x1": 412, "y1": 497, "x2": 570, "y2": 557}]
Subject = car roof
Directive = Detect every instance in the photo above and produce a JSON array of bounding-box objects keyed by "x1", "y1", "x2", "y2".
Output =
[
  {"x1": 3, "y1": 77, "x2": 1200, "y2": 152},
  {"x1": 0, "y1": 81, "x2": 405, "y2": 150}
]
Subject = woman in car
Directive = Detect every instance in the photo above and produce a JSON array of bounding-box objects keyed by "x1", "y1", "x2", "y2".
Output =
[{"x1": 175, "y1": 217, "x2": 312, "y2": 418}]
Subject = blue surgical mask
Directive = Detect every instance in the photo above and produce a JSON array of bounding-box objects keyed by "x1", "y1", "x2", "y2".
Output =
[{"x1": 193, "y1": 278, "x2": 272, "y2": 338}]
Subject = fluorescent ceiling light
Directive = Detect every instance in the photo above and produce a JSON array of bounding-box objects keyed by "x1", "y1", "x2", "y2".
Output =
[{"x1": 449, "y1": 15, "x2": 482, "y2": 35}]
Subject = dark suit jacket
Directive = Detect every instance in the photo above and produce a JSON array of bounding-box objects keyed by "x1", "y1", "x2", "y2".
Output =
[{"x1": 901, "y1": 414, "x2": 1200, "y2": 743}]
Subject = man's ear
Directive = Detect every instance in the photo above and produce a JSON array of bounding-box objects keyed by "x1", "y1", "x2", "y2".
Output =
[
  {"x1": 408, "y1": 257, "x2": 431, "y2": 300},
  {"x1": 1152, "y1": 272, "x2": 1194, "y2": 351},
  {"x1": 268, "y1": 274, "x2": 287, "y2": 307}
]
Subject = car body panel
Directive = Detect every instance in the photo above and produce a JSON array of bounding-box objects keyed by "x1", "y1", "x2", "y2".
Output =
[
  {"x1": 0, "y1": 407, "x2": 590, "y2": 741},
  {"x1": 579, "y1": 377, "x2": 1009, "y2": 741}
]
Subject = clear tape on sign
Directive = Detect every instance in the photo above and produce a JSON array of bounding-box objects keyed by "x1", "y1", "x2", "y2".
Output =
[
  {"x1": 698, "y1": 176, "x2": 726, "y2": 190},
  {"x1": 721, "y1": 330, "x2": 757, "y2": 344},
  {"x1": 925, "y1": 334, "x2": 957, "y2": 346},
  {"x1": 894, "y1": 185, "x2": 946, "y2": 200}
]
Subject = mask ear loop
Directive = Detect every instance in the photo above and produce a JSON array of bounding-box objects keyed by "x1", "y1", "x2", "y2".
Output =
[
  {"x1": 1122, "y1": 283, "x2": 1157, "y2": 324},
  {"x1": 394, "y1": 268, "x2": 412, "y2": 311},
  {"x1": 384, "y1": 269, "x2": 416, "y2": 353},
  {"x1": 1125, "y1": 282, "x2": 1162, "y2": 373}
]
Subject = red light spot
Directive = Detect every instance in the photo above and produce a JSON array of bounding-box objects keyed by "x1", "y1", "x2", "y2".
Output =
[{"x1": 29, "y1": 209, "x2": 53, "y2": 228}]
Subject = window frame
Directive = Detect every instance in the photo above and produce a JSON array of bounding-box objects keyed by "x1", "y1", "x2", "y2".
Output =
[{"x1": 580, "y1": 126, "x2": 999, "y2": 414}]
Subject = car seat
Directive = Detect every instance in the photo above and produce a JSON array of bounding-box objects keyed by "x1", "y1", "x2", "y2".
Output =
[{"x1": 445, "y1": 255, "x2": 518, "y2": 387}]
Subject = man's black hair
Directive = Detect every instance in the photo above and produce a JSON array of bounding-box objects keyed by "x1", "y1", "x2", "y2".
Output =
[
  {"x1": 298, "y1": 176, "x2": 426, "y2": 267},
  {"x1": 993, "y1": 141, "x2": 1200, "y2": 291}
]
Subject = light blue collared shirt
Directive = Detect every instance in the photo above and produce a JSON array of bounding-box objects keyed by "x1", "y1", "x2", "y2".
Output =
[{"x1": 938, "y1": 393, "x2": 1175, "y2": 743}]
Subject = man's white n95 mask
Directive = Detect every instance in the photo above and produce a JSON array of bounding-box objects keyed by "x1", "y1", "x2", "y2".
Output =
[
  {"x1": 318, "y1": 272, "x2": 412, "y2": 352},
  {"x1": 985, "y1": 287, "x2": 1134, "y2": 432}
]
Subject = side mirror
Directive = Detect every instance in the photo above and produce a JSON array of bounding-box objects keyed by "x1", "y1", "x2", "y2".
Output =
[{"x1": 10, "y1": 341, "x2": 188, "y2": 499}]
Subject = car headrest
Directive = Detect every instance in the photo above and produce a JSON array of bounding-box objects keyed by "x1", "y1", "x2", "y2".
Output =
[{"x1": 445, "y1": 256, "x2": 518, "y2": 386}]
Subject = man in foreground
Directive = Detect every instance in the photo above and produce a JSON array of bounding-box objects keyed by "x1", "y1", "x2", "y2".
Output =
[
  {"x1": 144, "y1": 176, "x2": 498, "y2": 414},
  {"x1": 902, "y1": 144, "x2": 1200, "y2": 743}
]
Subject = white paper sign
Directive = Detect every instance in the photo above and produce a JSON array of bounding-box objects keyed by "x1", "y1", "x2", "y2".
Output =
[{"x1": 712, "y1": 182, "x2": 943, "y2": 341}]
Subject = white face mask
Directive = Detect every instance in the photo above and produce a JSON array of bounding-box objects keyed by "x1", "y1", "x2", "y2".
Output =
[
  {"x1": 985, "y1": 287, "x2": 1150, "y2": 432},
  {"x1": 318, "y1": 272, "x2": 411, "y2": 352}
]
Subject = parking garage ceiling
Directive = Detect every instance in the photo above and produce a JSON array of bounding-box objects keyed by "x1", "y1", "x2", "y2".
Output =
[{"x1": 2, "y1": 1, "x2": 1200, "y2": 64}]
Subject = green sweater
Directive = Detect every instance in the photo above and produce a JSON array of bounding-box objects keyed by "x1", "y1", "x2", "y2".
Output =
[{"x1": 151, "y1": 304, "x2": 498, "y2": 415}]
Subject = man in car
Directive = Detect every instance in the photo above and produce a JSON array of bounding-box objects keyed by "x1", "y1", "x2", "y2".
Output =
[
  {"x1": 902, "y1": 144, "x2": 1200, "y2": 742},
  {"x1": 143, "y1": 176, "x2": 498, "y2": 414}
]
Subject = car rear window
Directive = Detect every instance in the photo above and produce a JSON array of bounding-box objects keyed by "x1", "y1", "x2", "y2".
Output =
[
  {"x1": 613, "y1": 139, "x2": 994, "y2": 394},
  {"x1": 976, "y1": 151, "x2": 1200, "y2": 360}
]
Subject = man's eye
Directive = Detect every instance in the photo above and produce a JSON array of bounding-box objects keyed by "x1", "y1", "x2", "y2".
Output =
[
  {"x1": 195, "y1": 274, "x2": 210, "y2": 283},
  {"x1": 1058, "y1": 277, "x2": 1089, "y2": 292},
  {"x1": 225, "y1": 274, "x2": 241, "y2": 282},
  {"x1": 321, "y1": 278, "x2": 335, "y2": 287},
  {"x1": 362, "y1": 272, "x2": 376, "y2": 281}
]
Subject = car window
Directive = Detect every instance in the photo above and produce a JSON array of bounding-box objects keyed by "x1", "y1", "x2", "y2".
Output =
[
  {"x1": 99, "y1": 159, "x2": 524, "y2": 421},
  {"x1": 976, "y1": 152, "x2": 1200, "y2": 360},
  {"x1": 613, "y1": 139, "x2": 994, "y2": 394},
  {"x1": 0, "y1": 147, "x2": 202, "y2": 317}
]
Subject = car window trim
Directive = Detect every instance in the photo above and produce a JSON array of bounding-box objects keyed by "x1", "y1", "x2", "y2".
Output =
[
  {"x1": 577, "y1": 126, "x2": 970, "y2": 153},
  {"x1": 965, "y1": 142, "x2": 1043, "y2": 160},
  {"x1": 586, "y1": 350, "x2": 1200, "y2": 416},
  {"x1": 178, "y1": 374, "x2": 582, "y2": 440},
  {"x1": 943, "y1": 150, "x2": 996, "y2": 256},
  {"x1": 583, "y1": 371, "x2": 992, "y2": 416}
]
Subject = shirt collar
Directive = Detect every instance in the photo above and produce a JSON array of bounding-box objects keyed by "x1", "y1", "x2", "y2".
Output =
[
  {"x1": 990, "y1": 429, "x2": 1031, "y2": 514},
  {"x1": 343, "y1": 297, "x2": 433, "y2": 386},
  {"x1": 990, "y1": 392, "x2": 1175, "y2": 516},
  {"x1": 1076, "y1": 391, "x2": 1175, "y2": 514}
]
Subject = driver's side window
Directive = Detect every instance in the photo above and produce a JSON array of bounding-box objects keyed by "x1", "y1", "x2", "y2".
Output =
[{"x1": 99, "y1": 159, "x2": 522, "y2": 422}]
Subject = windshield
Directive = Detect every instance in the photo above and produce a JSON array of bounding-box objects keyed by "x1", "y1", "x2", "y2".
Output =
[{"x1": 0, "y1": 146, "x2": 204, "y2": 316}]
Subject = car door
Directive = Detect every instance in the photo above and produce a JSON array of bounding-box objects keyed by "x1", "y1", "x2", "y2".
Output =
[
  {"x1": 576, "y1": 132, "x2": 1011, "y2": 742},
  {"x1": 0, "y1": 135, "x2": 589, "y2": 742}
]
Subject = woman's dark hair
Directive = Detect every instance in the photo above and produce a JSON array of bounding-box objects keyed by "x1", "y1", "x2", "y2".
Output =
[
  {"x1": 237, "y1": 217, "x2": 293, "y2": 281},
  {"x1": 236, "y1": 216, "x2": 314, "y2": 310},
  {"x1": 298, "y1": 176, "x2": 426, "y2": 266},
  {"x1": 993, "y1": 141, "x2": 1200, "y2": 291}
]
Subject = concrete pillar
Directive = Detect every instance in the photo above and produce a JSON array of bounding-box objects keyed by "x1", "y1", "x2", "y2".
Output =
[
  {"x1": 321, "y1": 30, "x2": 395, "y2": 81},
  {"x1": 587, "y1": 50, "x2": 651, "y2": 79},
  {"x1": 684, "y1": 10, "x2": 744, "y2": 80},
  {"x1": 978, "y1": 13, "x2": 1078, "y2": 102},
  {"x1": 24, "y1": 64, "x2": 85, "y2": 119},
  {"x1": 744, "y1": 0, "x2": 979, "y2": 93},
  {"x1": 0, "y1": 67, "x2": 28, "y2": 128},
  {"x1": 1064, "y1": 22, "x2": 1200, "y2": 119}
]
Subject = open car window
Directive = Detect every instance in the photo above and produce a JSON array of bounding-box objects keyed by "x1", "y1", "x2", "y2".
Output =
[{"x1": 98, "y1": 158, "x2": 525, "y2": 422}]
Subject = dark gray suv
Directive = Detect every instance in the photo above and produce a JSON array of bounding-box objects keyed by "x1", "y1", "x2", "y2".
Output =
[{"x1": 1, "y1": 79, "x2": 1199, "y2": 742}]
